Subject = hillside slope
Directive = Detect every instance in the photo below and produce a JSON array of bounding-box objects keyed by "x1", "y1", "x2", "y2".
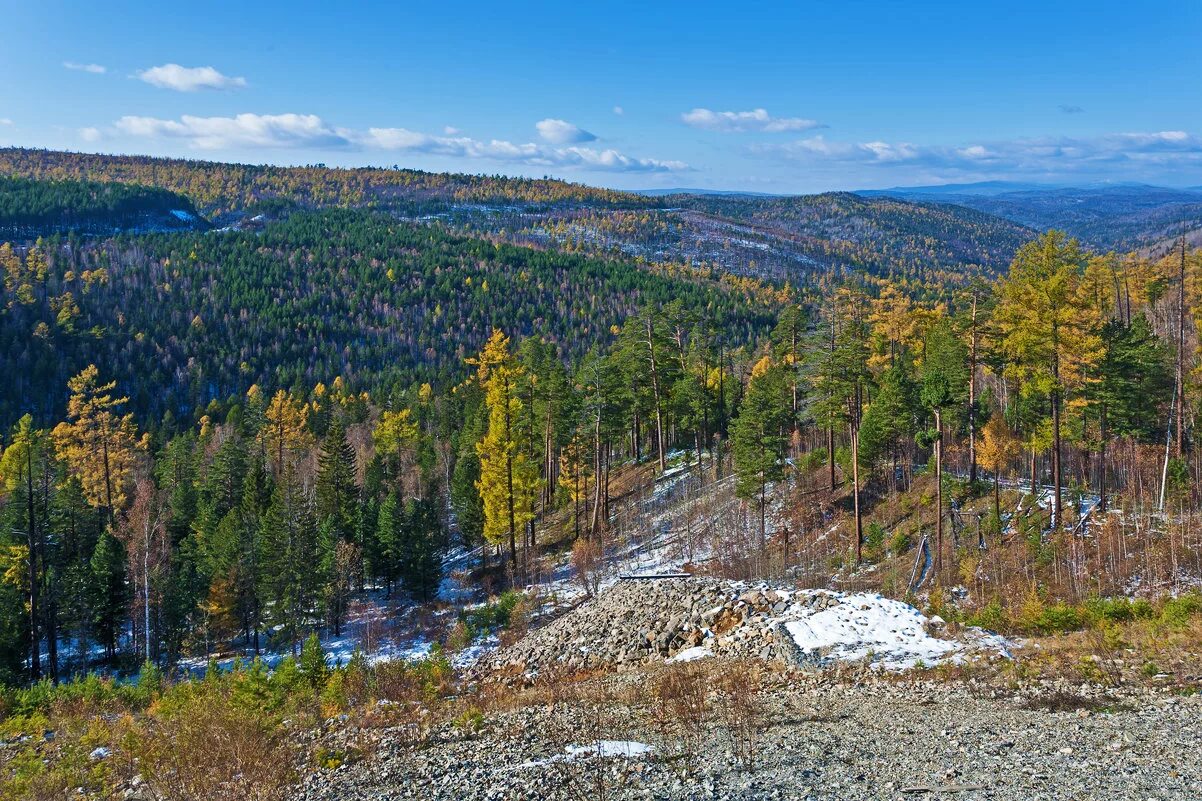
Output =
[
  {"x1": 0, "y1": 209, "x2": 776, "y2": 427},
  {"x1": 0, "y1": 174, "x2": 206, "y2": 237}
]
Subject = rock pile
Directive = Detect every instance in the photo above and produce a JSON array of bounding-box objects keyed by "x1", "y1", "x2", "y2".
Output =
[
  {"x1": 478, "y1": 577, "x2": 873, "y2": 675},
  {"x1": 478, "y1": 576, "x2": 1009, "y2": 677}
]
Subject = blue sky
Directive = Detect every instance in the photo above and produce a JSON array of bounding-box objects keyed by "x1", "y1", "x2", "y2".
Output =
[{"x1": 2, "y1": 0, "x2": 1201, "y2": 192}]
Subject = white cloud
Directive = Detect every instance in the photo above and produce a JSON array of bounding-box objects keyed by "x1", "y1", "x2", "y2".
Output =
[
  {"x1": 681, "y1": 107, "x2": 823, "y2": 133},
  {"x1": 115, "y1": 113, "x2": 352, "y2": 149},
  {"x1": 109, "y1": 111, "x2": 687, "y2": 172},
  {"x1": 0, "y1": 118, "x2": 13, "y2": 126},
  {"x1": 63, "y1": 61, "x2": 106, "y2": 74},
  {"x1": 535, "y1": 118, "x2": 597, "y2": 145},
  {"x1": 612, "y1": 106, "x2": 625, "y2": 116},
  {"x1": 364, "y1": 126, "x2": 685, "y2": 172},
  {"x1": 63, "y1": 61, "x2": 106, "y2": 73},
  {"x1": 78, "y1": 126, "x2": 101, "y2": 142},
  {"x1": 137, "y1": 64, "x2": 247, "y2": 92},
  {"x1": 752, "y1": 130, "x2": 1202, "y2": 179},
  {"x1": 443, "y1": 126, "x2": 461, "y2": 135}
]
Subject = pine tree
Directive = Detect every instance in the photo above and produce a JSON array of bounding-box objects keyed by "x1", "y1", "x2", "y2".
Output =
[
  {"x1": 807, "y1": 286, "x2": 872, "y2": 560},
  {"x1": 920, "y1": 320, "x2": 969, "y2": 571},
  {"x1": 373, "y1": 489, "x2": 403, "y2": 594},
  {"x1": 258, "y1": 467, "x2": 317, "y2": 654},
  {"x1": 238, "y1": 449, "x2": 271, "y2": 652},
  {"x1": 1090, "y1": 315, "x2": 1172, "y2": 509},
  {"x1": 731, "y1": 356, "x2": 791, "y2": 550},
  {"x1": 399, "y1": 495, "x2": 443, "y2": 602},
  {"x1": 771, "y1": 304, "x2": 809, "y2": 443},
  {"x1": 450, "y1": 449, "x2": 484, "y2": 548},
  {"x1": 858, "y1": 355, "x2": 921, "y2": 490}
]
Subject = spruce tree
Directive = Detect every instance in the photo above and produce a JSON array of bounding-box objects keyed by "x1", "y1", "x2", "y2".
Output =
[
  {"x1": 89, "y1": 530, "x2": 127, "y2": 662},
  {"x1": 315, "y1": 416, "x2": 358, "y2": 541}
]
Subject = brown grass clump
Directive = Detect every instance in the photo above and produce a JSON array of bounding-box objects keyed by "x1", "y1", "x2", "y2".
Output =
[{"x1": 135, "y1": 693, "x2": 296, "y2": 801}]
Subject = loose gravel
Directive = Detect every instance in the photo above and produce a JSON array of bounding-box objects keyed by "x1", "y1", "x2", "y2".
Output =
[{"x1": 294, "y1": 674, "x2": 1202, "y2": 801}]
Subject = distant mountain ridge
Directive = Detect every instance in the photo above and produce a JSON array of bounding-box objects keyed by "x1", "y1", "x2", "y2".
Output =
[
  {"x1": 858, "y1": 182, "x2": 1202, "y2": 252},
  {"x1": 633, "y1": 187, "x2": 785, "y2": 198}
]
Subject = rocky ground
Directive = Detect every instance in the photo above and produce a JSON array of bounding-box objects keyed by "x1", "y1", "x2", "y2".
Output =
[
  {"x1": 294, "y1": 672, "x2": 1202, "y2": 801},
  {"x1": 294, "y1": 577, "x2": 1200, "y2": 800}
]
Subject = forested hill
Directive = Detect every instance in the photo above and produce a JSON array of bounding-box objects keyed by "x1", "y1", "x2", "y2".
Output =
[
  {"x1": 0, "y1": 174, "x2": 206, "y2": 237},
  {"x1": 0, "y1": 209, "x2": 779, "y2": 430},
  {"x1": 521, "y1": 192, "x2": 1035, "y2": 288},
  {"x1": 0, "y1": 148, "x2": 655, "y2": 218},
  {"x1": 0, "y1": 149, "x2": 1038, "y2": 285},
  {"x1": 677, "y1": 192, "x2": 1035, "y2": 278}
]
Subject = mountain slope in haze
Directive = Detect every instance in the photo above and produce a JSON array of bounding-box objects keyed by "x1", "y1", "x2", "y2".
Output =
[
  {"x1": 858, "y1": 180, "x2": 1060, "y2": 197},
  {"x1": 670, "y1": 192, "x2": 1035, "y2": 280},
  {"x1": 863, "y1": 183, "x2": 1202, "y2": 252}
]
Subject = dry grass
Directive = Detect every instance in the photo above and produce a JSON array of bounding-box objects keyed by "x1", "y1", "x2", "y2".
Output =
[
  {"x1": 136, "y1": 696, "x2": 297, "y2": 801},
  {"x1": 649, "y1": 660, "x2": 709, "y2": 772}
]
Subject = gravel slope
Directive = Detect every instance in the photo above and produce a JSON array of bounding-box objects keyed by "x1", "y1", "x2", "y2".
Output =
[{"x1": 294, "y1": 676, "x2": 1202, "y2": 800}]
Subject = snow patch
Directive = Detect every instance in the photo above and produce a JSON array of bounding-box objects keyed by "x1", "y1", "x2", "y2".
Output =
[
  {"x1": 783, "y1": 592, "x2": 957, "y2": 670},
  {"x1": 667, "y1": 645, "x2": 712, "y2": 663},
  {"x1": 519, "y1": 740, "x2": 655, "y2": 769}
]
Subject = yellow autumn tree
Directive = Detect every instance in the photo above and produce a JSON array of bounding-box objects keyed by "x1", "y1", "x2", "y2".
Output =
[
  {"x1": 52, "y1": 365, "x2": 140, "y2": 519},
  {"x1": 373, "y1": 408, "x2": 419, "y2": 457},
  {"x1": 994, "y1": 231, "x2": 1103, "y2": 526},
  {"x1": 977, "y1": 412, "x2": 1020, "y2": 529},
  {"x1": 261, "y1": 389, "x2": 312, "y2": 475},
  {"x1": 471, "y1": 330, "x2": 539, "y2": 569}
]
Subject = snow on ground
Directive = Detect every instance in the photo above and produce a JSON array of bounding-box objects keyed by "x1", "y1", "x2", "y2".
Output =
[
  {"x1": 177, "y1": 589, "x2": 443, "y2": 675},
  {"x1": 517, "y1": 741, "x2": 655, "y2": 769},
  {"x1": 783, "y1": 592, "x2": 956, "y2": 670},
  {"x1": 667, "y1": 645, "x2": 712, "y2": 663}
]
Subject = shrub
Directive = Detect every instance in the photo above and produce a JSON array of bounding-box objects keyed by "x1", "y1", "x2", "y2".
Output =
[
  {"x1": 1084, "y1": 597, "x2": 1155, "y2": 626},
  {"x1": 966, "y1": 599, "x2": 1008, "y2": 632},
  {"x1": 798, "y1": 448, "x2": 827, "y2": 471},
  {"x1": 863, "y1": 523, "x2": 886, "y2": 561},
  {"x1": 1160, "y1": 593, "x2": 1202, "y2": 629},
  {"x1": 299, "y1": 633, "x2": 328, "y2": 689},
  {"x1": 888, "y1": 528, "x2": 912, "y2": 555},
  {"x1": 713, "y1": 660, "x2": 763, "y2": 771},
  {"x1": 463, "y1": 589, "x2": 525, "y2": 633},
  {"x1": 1036, "y1": 603, "x2": 1085, "y2": 635},
  {"x1": 651, "y1": 662, "x2": 709, "y2": 772},
  {"x1": 453, "y1": 706, "x2": 485, "y2": 734}
]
